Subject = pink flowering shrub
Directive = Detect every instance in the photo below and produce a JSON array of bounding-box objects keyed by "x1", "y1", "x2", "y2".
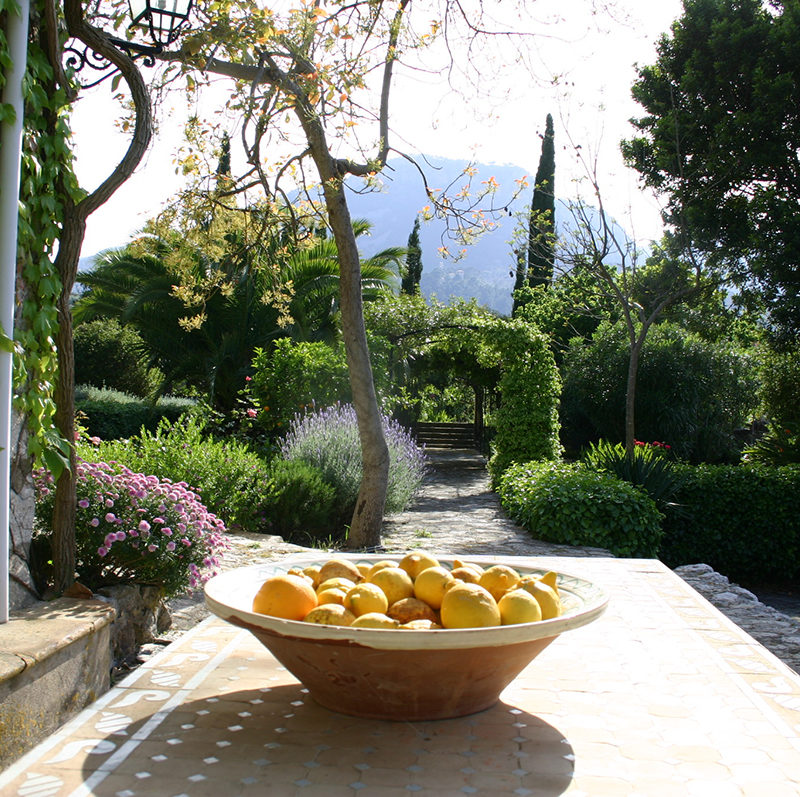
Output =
[{"x1": 34, "y1": 460, "x2": 229, "y2": 597}]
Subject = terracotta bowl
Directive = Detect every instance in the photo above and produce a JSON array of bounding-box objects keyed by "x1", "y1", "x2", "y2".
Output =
[{"x1": 204, "y1": 553, "x2": 608, "y2": 721}]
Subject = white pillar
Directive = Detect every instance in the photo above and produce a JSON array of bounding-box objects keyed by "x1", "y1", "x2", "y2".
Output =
[{"x1": 0, "y1": 0, "x2": 30, "y2": 624}]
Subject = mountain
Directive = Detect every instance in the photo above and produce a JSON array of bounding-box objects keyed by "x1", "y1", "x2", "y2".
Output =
[
  {"x1": 346, "y1": 156, "x2": 637, "y2": 316},
  {"x1": 347, "y1": 157, "x2": 527, "y2": 315}
]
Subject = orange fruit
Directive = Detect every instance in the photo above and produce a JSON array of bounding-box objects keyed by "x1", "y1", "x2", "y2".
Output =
[
  {"x1": 398, "y1": 551, "x2": 439, "y2": 580},
  {"x1": 440, "y1": 582, "x2": 501, "y2": 629},
  {"x1": 498, "y1": 589, "x2": 543, "y2": 625},
  {"x1": 252, "y1": 574, "x2": 318, "y2": 620},
  {"x1": 369, "y1": 566, "x2": 414, "y2": 605}
]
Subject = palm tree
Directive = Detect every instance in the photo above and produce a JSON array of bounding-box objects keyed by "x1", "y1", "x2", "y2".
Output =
[{"x1": 74, "y1": 219, "x2": 402, "y2": 410}]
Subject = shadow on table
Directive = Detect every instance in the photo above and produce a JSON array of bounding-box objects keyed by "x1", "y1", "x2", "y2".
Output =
[{"x1": 78, "y1": 684, "x2": 574, "y2": 795}]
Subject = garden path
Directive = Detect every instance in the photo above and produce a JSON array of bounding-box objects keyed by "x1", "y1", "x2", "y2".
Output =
[{"x1": 162, "y1": 448, "x2": 799, "y2": 675}]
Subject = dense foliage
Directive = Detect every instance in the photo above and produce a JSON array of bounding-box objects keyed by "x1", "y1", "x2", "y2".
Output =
[
  {"x1": 75, "y1": 386, "x2": 195, "y2": 441},
  {"x1": 74, "y1": 318, "x2": 158, "y2": 397},
  {"x1": 34, "y1": 460, "x2": 229, "y2": 597},
  {"x1": 660, "y1": 464, "x2": 800, "y2": 583},
  {"x1": 258, "y1": 459, "x2": 339, "y2": 545},
  {"x1": 497, "y1": 461, "x2": 663, "y2": 558},
  {"x1": 279, "y1": 404, "x2": 427, "y2": 538},
  {"x1": 82, "y1": 415, "x2": 269, "y2": 531},
  {"x1": 248, "y1": 339, "x2": 351, "y2": 438},
  {"x1": 622, "y1": 0, "x2": 800, "y2": 341},
  {"x1": 561, "y1": 322, "x2": 757, "y2": 462}
]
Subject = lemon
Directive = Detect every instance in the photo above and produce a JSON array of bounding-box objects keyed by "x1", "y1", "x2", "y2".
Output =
[
  {"x1": 316, "y1": 587, "x2": 348, "y2": 605},
  {"x1": 303, "y1": 603, "x2": 356, "y2": 626},
  {"x1": 366, "y1": 559, "x2": 399, "y2": 579},
  {"x1": 413, "y1": 565, "x2": 455, "y2": 610},
  {"x1": 355, "y1": 562, "x2": 372, "y2": 579},
  {"x1": 519, "y1": 580, "x2": 562, "y2": 619},
  {"x1": 498, "y1": 589, "x2": 543, "y2": 625},
  {"x1": 398, "y1": 550, "x2": 439, "y2": 580},
  {"x1": 453, "y1": 559, "x2": 484, "y2": 575},
  {"x1": 252, "y1": 574, "x2": 318, "y2": 620},
  {"x1": 318, "y1": 558, "x2": 362, "y2": 584},
  {"x1": 316, "y1": 576, "x2": 356, "y2": 594},
  {"x1": 387, "y1": 597, "x2": 438, "y2": 624},
  {"x1": 369, "y1": 566, "x2": 414, "y2": 605},
  {"x1": 538, "y1": 570, "x2": 560, "y2": 596},
  {"x1": 343, "y1": 583, "x2": 389, "y2": 616},
  {"x1": 450, "y1": 566, "x2": 481, "y2": 584},
  {"x1": 401, "y1": 619, "x2": 442, "y2": 630},
  {"x1": 440, "y1": 582, "x2": 501, "y2": 629},
  {"x1": 350, "y1": 612, "x2": 400, "y2": 629},
  {"x1": 302, "y1": 565, "x2": 322, "y2": 588},
  {"x1": 479, "y1": 564, "x2": 521, "y2": 601}
]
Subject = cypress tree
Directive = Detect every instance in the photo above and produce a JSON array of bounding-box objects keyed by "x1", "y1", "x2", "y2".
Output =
[
  {"x1": 527, "y1": 113, "x2": 556, "y2": 289},
  {"x1": 511, "y1": 246, "x2": 528, "y2": 316},
  {"x1": 402, "y1": 216, "x2": 423, "y2": 295}
]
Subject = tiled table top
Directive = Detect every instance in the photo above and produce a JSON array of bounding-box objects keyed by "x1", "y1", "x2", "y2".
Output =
[{"x1": 2, "y1": 556, "x2": 799, "y2": 796}]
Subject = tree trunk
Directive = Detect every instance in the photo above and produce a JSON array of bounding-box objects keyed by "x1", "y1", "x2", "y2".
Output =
[
  {"x1": 51, "y1": 209, "x2": 85, "y2": 592},
  {"x1": 625, "y1": 336, "x2": 644, "y2": 454},
  {"x1": 322, "y1": 178, "x2": 389, "y2": 549}
]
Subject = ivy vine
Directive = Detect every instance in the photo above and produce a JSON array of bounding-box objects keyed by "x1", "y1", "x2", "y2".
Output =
[{"x1": 4, "y1": 0, "x2": 81, "y2": 475}]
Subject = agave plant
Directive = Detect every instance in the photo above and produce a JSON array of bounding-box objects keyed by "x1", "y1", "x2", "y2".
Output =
[
  {"x1": 743, "y1": 420, "x2": 800, "y2": 465},
  {"x1": 581, "y1": 438, "x2": 685, "y2": 515}
]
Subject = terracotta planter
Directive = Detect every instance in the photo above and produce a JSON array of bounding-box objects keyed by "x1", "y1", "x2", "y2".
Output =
[{"x1": 205, "y1": 554, "x2": 608, "y2": 721}]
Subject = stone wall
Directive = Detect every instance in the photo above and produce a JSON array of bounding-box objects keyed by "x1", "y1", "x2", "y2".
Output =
[{"x1": 8, "y1": 409, "x2": 37, "y2": 610}]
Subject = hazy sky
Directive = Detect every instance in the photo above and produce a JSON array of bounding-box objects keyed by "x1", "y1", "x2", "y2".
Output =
[{"x1": 72, "y1": 0, "x2": 685, "y2": 258}]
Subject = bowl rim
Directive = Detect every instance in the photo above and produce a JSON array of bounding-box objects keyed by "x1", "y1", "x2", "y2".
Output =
[{"x1": 204, "y1": 553, "x2": 609, "y2": 651}]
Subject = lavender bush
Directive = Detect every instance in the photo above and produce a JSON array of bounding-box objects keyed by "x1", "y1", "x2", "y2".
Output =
[
  {"x1": 279, "y1": 404, "x2": 428, "y2": 517},
  {"x1": 34, "y1": 460, "x2": 229, "y2": 597}
]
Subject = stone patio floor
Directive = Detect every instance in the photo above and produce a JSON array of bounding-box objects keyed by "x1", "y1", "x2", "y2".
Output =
[{"x1": 2, "y1": 450, "x2": 799, "y2": 794}]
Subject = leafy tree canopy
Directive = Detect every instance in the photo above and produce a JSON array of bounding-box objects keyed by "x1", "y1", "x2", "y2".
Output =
[{"x1": 621, "y1": 0, "x2": 800, "y2": 342}]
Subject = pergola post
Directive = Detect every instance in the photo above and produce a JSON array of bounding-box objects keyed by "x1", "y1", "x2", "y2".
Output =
[{"x1": 0, "y1": 0, "x2": 30, "y2": 623}]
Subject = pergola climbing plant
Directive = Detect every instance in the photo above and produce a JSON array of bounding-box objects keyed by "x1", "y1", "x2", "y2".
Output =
[
  {"x1": 2, "y1": 0, "x2": 78, "y2": 475},
  {"x1": 365, "y1": 295, "x2": 562, "y2": 479}
]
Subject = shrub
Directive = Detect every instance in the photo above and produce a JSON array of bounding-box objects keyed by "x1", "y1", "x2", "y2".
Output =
[
  {"x1": 76, "y1": 385, "x2": 195, "y2": 441},
  {"x1": 743, "y1": 420, "x2": 800, "y2": 465},
  {"x1": 581, "y1": 438, "x2": 685, "y2": 514},
  {"x1": 259, "y1": 459, "x2": 339, "y2": 545},
  {"x1": 561, "y1": 322, "x2": 758, "y2": 463},
  {"x1": 82, "y1": 415, "x2": 270, "y2": 531},
  {"x1": 248, "y1": 339, "x2": 351, "y2": 438},
  {"x1": 279, "y1": 404, "x2": 428, "y2": 527},
  {"x1": 497, "y1": 461, "x2": 663, "y2": 558},
  {"x1": 74, "y1": 318, "x2": 160, "y2": 397},
  {"x1": 34, "y1": 460, "x2": 229, "y2": 597},
  {"x1": 486, "y1": 319, "x2": 562, "y2": 482},
  {"x1": 660, "y1": 463, "x2": 800, "y2": 583},
  {"x1": 757, "y1": 345, "x2": 800, "y2": 423}
]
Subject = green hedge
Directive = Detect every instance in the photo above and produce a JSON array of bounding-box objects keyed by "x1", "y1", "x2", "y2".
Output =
[
  {"x1": 660, "y1": 464, "x2": 800, "y2": 583},
  {"x1": 497, "y1": 461, "x2": 663, "y2": 558},
  {"x1": 76, "y1": 385, "x2": 195, "y2": 440}
]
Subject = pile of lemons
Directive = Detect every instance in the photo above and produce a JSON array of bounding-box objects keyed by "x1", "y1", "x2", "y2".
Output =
[{"x1": 251, "y1": 552, "x2": 562, "y2": 629}]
